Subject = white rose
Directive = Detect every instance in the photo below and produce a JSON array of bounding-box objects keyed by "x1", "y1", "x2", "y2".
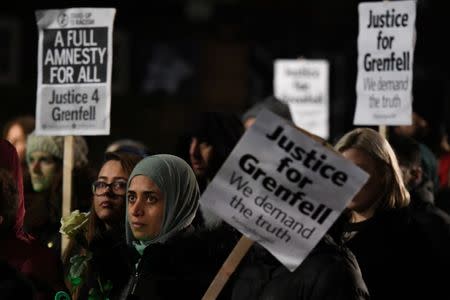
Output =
[{"x1": 60, "y1": 210, "x2": 90, "y2": 238}]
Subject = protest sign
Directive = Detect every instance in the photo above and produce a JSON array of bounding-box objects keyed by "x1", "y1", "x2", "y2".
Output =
[
  {"x1": 35, "y1": 8, "x2": 115, "y2": 135},
  {"x1": 274, "y1": 59, "x2": 329, "y2": 139},
  {"x1": 354, "y1": 1, "x2": 416, "y2": 125},
  {"x1": 200, "y1": 109, "x2": 369, "y2": 271}
]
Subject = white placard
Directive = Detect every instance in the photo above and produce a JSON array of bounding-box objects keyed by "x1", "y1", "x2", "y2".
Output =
[
  {"x1": 274, "y1": 59, "x2": 329, "y2": 139},
  {"x1": 35, "y1": 8, "x2": 116, "y2": 135},
  {"x1": 200, "y1": 109, "x2": 369, "y2": 271},
  {"x1": 354, "y1": 1, "x2": 416, "y2": 125}
]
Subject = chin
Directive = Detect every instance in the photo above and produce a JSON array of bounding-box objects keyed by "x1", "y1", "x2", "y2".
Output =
[
  {"x1": 32, "y1": 184, "x2": 46, "y2": 192},
  {"x1": 132, "y1": 232, "x2": 147, "y2": 240},
  {"x1": 97, "y1": 211, "x2": 117, "y2": 222},
  {"x1": 193, "y1": 169, "x2": 204, "y2": 177},
  {"x1": 346, "y1": 200, "x2": 360, "y2": 211}
]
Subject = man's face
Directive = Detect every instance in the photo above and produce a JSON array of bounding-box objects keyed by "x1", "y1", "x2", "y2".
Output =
[
  {"x1": 189, "y1": 137, "x2": 214, "y2": 179},
  {"x1": 28, "y1": 151, "x2": 59, "y2": 192}
]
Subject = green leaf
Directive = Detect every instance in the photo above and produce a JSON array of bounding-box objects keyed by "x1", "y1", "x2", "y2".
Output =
[
  {"x1": 69, "y1": 252, "x2": 92, "y2": 278},
  {"x1": 54, "y1": 291, "x2": 71, "y2": 300},
  {"x1": 70, "y1": 276, "x2": 82, "y2": 287}
]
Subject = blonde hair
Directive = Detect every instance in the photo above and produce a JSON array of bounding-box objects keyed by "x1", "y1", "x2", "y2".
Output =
[{"x1": 335, "y1": 128, "x2": 410, "y2": 210}]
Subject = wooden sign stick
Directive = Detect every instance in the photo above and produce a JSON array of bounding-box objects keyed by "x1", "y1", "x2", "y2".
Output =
[
  {"x1": 202, "y1": 235, "x2": 255, "y2": 300},
  {"x1": 378, "y1": 0, "x2": 389, "y2": 139},
  {"x1": 379, "y1": 125, "x2": 388, "y2": 139},
  {"x1": 61, "y1": 135, "x2": 74, "y2": 256}
]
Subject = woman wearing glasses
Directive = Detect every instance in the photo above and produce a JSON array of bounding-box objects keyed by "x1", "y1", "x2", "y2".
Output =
[{"x1": 62, "y1": 151, "x2": 142, "y2": 300}]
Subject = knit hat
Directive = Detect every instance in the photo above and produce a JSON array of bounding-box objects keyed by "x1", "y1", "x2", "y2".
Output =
[{"x1": 26, "y1": 133, "x2": 88, "y2": 168}]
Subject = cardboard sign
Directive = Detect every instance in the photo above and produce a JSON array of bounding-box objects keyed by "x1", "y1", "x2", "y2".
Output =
[
  {"x1": 274, "y1": 59, "x2": 329, "y2": 139},
  {"x1": 35, "y1": 8, "x2": 116, "y2": 135},
  {"x1": 200, "y1": 109, "x2": 369, "y2": 271},
  {"x1": 354, "y1": 1, "x2": 416, "y2": 125}
]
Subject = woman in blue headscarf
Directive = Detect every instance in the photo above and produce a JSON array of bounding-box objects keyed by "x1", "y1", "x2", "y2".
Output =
[{"x1": 123, "y1": 154, "x2": 222, "y2": 299}]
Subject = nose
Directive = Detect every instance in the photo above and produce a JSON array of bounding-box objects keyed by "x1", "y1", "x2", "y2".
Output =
[
  {"x1": 30, "y1": 160, "x2": 41, "y2": 174},
  {"x1": 129, "y1": 198, "x2": 144, "y2": 217},
  {"x1": 104, "y1": 184, "x2": 115, "y2": 195},
  {"x1": 189, "y1": 137, "x2": 200, "y2": 158}
]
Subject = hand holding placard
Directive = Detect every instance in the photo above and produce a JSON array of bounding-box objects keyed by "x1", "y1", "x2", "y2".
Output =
[{"x1": 200, "y1": 109, "x2": 369, "y2": 299}]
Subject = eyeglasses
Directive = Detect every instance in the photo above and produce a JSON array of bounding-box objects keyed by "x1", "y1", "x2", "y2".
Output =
[{"x1": 92, "y1": 180, "x2": 127, "y2": 196}]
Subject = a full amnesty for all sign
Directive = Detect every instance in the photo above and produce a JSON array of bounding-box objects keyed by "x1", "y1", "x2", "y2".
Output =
[
  {"x1": 354, "y1": 1, "x2": 416, "y2": 125},
  {"x1": 35, "y1": 8, "x2": 116, "y2": 135},
  {"x1": 274, "y1": 59, "x2": 329, "y2": 139},
  {"x1": 200, "y1": 109, "x2": 369, "y2": 271}
]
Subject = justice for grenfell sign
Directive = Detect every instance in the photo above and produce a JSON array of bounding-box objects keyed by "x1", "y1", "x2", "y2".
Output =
[
  {"x1": 35, "y1": 8, "x2": 116, "y2": 135},
  {"x1": 354, "y1": 1, "x2": 416, "y2": 125},
  {"x1": 200, "y1": 109, "x2": 369, "y2": 271}
]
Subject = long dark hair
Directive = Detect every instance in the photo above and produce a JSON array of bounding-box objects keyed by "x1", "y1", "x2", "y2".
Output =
[
  {"x1": 62, "y1": 151, "x2": 141, "y2": 299},
  {"x1": 85, "y1": 151, "x2": 142, "y2": 243}
]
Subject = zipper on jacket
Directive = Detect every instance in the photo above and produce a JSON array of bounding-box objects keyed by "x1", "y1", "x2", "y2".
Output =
[{"x1": 130, "y1": 258, "x2": 141, "y2": 295}]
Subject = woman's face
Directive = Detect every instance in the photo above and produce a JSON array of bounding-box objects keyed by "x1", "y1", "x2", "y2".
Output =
[
  {"x1": 342, "y1": 148, "x2": 384, "y2": 215},
  {"x1": 6, "y1": 124, "x2": 26, "y2": 162},
  {"x1": 127, "y1": 175, "x2": 165, "y2": 240},
  {"x1": 93, "y1": 160, "x2": 128, "y2": 223}
]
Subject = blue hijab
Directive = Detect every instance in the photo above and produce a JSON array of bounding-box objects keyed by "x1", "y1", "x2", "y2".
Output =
[{"x1": 125, "y1": 154, "x2": 200, "y2": 254}]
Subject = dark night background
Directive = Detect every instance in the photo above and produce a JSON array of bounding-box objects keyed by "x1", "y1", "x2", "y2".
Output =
[{"x1": 0, "y1": 0, "x2": 448, "y2": 169}]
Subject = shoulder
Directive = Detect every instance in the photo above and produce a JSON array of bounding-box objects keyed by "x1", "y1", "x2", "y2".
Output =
[
  {"x1": 303, "y1": 235, "x2": 360, "y2": 273},
  {"x1": 256, "y1": 236, "x2": 369, "y2": 300}
]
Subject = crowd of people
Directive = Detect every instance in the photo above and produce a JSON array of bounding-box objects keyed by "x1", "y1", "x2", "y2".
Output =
[{"x1": 1, "y1": 102, "x2": 450, "y2": 299}]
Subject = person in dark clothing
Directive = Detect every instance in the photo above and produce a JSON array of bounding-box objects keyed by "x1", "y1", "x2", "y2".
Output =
[
  {"x1": 390, "y1": 135, "x2": 435, "y2": 206},
  {"x1": 25, "y1": 133, "x2": 95, "y2": 255},
  {"x1": 229, "y1": 235, "x2": 369, "y2": 300},
  {"x1": 62, "y1": 151, "x2": 142, "y2": 300},
  {"x1": 122, "y1": 154, "x2": 228, "y2": 300},
  {"x1": 179, "y1": 112, "x2": 244, "y2": 193},
  {"x1": 392, "y1": 112, "x2": 439, "y2": 191},
  {"x1": 390, "y1": 135, "x2": 450, "y2": 284},
  {"x1": 212, "y1": 128, "x2": 369, "y2": 300},
  {"x1": 179, "y1": 112, "x2": 244, "y2": 229},
  {"x1": 333, "y1": 128, "x2": 448, "y2": 300},
  {"x1": 0, "y1": 139, "x2": 66, "y2": 300}
]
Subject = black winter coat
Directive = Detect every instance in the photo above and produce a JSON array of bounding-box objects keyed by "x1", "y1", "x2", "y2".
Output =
[
  {"x1": 122, "y1": 227, "x2": 234, "y2": 300},
  {"x1": 332, "y1": 207, "x2": 450, "y2": 300},
  {"x1": 229, "y1": 234, "x2": 369, "y2": 300}
]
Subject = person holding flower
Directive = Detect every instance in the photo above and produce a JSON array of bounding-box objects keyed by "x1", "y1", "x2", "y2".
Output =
[{"x1": 62, "y1": 151, "x2": 142, "y2": 300}]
